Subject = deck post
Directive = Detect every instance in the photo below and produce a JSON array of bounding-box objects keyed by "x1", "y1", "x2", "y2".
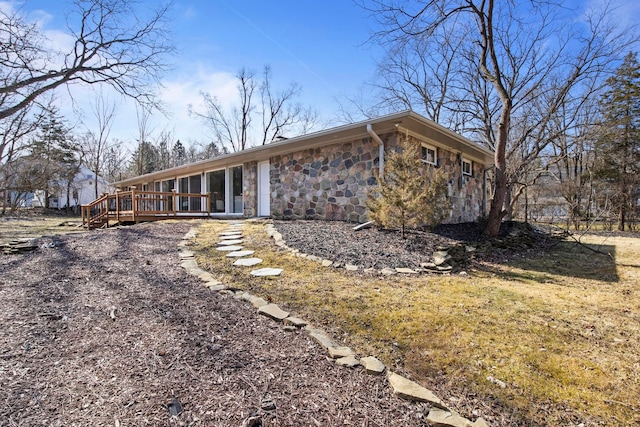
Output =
[
  {"x1": 115, "y1": 189, "x2": 121, "y2": 224},
  {"x1": 131, "y1": 186, "x2": 137, "y2": 223},
  {"x1": 104, "y1": 192, "x2": 110, "y2": 228},
  {"x1": 206, "y1": 192, "x2": 211, "y2": 217},
  {"x1": 172, "y1": 189, "x2": 177, "y2": 217}
]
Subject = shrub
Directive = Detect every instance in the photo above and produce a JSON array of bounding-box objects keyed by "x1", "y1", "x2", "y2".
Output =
[{"x1": 366, "y1": 140, "x2": 449, "y2": 238}]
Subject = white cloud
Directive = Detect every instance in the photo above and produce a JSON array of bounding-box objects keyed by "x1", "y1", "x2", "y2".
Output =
[
  {"x1": 57, "y1": 65, "x2": 241, "y2": 147},
  {"x1": 584, "y1": 0, "x2": 640, "y2": 30}
]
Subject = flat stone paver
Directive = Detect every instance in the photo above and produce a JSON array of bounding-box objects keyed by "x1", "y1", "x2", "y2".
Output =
[
  {"x1": 216, "y1": 245, "x2": 244, "y2": 252},
  {"x1": 220, "y1": 234, "x2": 243, "y2": 240},
  {"x1": 240, "y1": 293, "x2": 269, "y2": 308},
  {"x1": 217, "y1": 239, "x2": 244, "y2": 246},
  {"x1": 220, "y1": 231, "x2": 243, "y2": 236},
  {"x1": 426, "y1": 408, "x2": 472, "y2": 427},
  {"x1": 360, "y1": 356, "x2": 386, "y2": 375},
  {"x1": 233, "y1": 257, "x2": 263, "y2": 267},
  {"x1": 328, "y1": 346, "x2": 354, "y2": 359},
  {"x1": 250, "y1": 267, "x2": 283, "y2": 277},
  {"x1": 198, "y1": 271, "x2": 216, "y2": 281},
  {"x1": 395, "y1": 267, "x2": 418, "y2": 274},
  {"x1": 335, "y1": 355, "x2": 360, "y2": 368},
  {"x1": 226, "y1": 250, "x2": 255, "y2": 257},
  {"x1": 257, "y1": 303, "x2": 289, "y2": 321},
  {"x1": 180, "y1": 259, "x2": 198, "y2": 269},
  {"x1": 387, "y1": 372, "x2": 447, "y2": 409},
  {"x1": 305, "y1": 326, "x2": 338, "y2": 350},
  {"x1": 284, "y1": 317, "x2": 307, "y2": 328},
  {"x1": 203, "y1": 282, "x2": 226, "y2": 291}
]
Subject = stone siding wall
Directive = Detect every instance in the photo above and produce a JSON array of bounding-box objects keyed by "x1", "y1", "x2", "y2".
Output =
[
  {"x1": 243, "y1": 161, "x2": 257, "y2": 217},
  {"x1": 434, "y1": 146, "x2": 486, "y2": 223},
  {"x1": 266, "y1": 132, "x2": 485, "y2": 224},
  {"x1": 270, "y1": 135, "x2": 387, "y2": 222}
]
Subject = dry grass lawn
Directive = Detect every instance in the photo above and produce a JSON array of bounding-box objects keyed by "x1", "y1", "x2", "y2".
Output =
[
  {"x1": 193, "y1": 220, "x2": 639, "y2": 426},
  {"x1": 0, "y1": 214, "x2": 85, "y2": 245}
]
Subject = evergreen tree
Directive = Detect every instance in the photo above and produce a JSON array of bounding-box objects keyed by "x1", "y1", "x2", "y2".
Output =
[
  {"x1": 172, "y1": 140, "x2": 187, "y2": 166},
  {"x1": 28, "y1": 108, "x2": 81, "y2": 209},
  {"x1": 130, "y1": 140, "x2": 159, "y2": 176},
  {"x1": 366, "y1": 140, "x2": 449, "y2": 238},
  {"x1": 594, "y1": 52, "x2": 640, "y2": 231}
]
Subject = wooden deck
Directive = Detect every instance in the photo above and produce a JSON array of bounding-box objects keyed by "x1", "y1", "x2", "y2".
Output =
[{"x1": 81, "y1": 188, "x2": 212, "y2": 229}]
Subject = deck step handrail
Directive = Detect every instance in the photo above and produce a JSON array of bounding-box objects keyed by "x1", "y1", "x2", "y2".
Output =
[{"x1": 82, "y1": 188, "x2": 211, "y2": 229}]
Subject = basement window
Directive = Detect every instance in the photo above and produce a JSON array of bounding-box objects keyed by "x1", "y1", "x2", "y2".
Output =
[{"x1": 421, "y1": 144, "x2": 437, "y2": 165}]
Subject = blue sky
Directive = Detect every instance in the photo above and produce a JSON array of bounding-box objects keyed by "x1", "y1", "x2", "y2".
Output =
[
  {"x1": 4, "y1": 0, "x2": 640, "y2": 147},
  {"x1": 6, "y1": 0, "x2": 381, "y2": 145}
]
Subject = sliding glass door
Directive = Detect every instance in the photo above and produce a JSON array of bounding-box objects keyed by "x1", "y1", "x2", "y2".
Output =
[
  {"x1": 206, "y1": 166, "x2": 243, "y2": 214},
  {"x1": 230, "y1": 166, "x2": 243, "y2": 214},
  {"x1": 207, "y1": 170, "x2": 225, "y2": 213}
]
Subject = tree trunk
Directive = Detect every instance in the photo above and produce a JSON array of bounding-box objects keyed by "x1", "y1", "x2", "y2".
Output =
[
  {"x1": 94, "y1": 160, "x2": 100, "y2": 199},
  {"x1": 504, "y1": 185, "x2": 513, "y2": 220},
  {"x1": 66, "y1": 183, "x2": 71, "y2": 213},
  {"x1": 484, "y1": 107, "x2": 510, "y2": 236},
  {"x1": 617, "y1": 206, "x2": 625, "y2": 231}
]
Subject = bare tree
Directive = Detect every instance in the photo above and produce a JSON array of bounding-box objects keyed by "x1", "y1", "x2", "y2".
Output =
[
  {"x1": 190, "y1": 68, "x2": 256, "y2": 152},
  {"x1": 364, "y1": 0, "x2": 637, "y2": 236},
  {"x1": 258, "y1": 66, "x2": 320, "y2": 144},
  {"x1": 372, "y1": 16, "x2": 465, "y2": 129},
  {"x1": 130, "y1": 105, "x2": 159, "y2": 176},
  {"x1": 102, "y1": 141, "x2": 128, "y2": 183},
  {"x1": 192, "y1": 66, "x2": 320, "y2": 152},
  {"x1": 0, "y1": 0, "x2": 173, "y2": 121},
  {"x1": 82, "y1": 92, "x2": 117, "y2": 198},
  {"x1": 0, "y1": 105, "x2": 38, "y2": 214}
]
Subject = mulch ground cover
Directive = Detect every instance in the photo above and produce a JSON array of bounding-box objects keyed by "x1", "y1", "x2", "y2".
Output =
[{"x1": 0, "y1": 221, "x2": 428, "y2": 426}]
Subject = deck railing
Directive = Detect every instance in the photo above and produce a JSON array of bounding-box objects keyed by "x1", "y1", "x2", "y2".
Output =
[{"x1": 81, "y1": 187, "x2": 211, "y2": 229}]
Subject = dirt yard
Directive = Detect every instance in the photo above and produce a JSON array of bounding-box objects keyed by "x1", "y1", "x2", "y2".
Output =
[{"x1": 0, "y1": 221, "x2": 429, "y2": 426}]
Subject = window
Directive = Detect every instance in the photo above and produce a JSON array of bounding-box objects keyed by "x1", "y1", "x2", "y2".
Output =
[
  {"x1": 462, "y1": 158, "x2": 473, "y2": 176},
  {"x1": 421, "y1": 144, "x2": 437, "y2": 165}
]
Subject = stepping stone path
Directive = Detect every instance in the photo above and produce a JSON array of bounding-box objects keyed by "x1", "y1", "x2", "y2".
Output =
[
  {"x1": 176, "y1": 221, "x2": 492, "y2": 427},
  {"x1": 250, "y1": 267, "x2": 283, "y2": 277},
  {"x1": 216, "y1": 245, "x2": 244, "y2": 251},
  {"x1": 233, "y1": 257, "x2": 263, "y2": 267},
  {"x1": 217, "y1": 239, "x2": 244, "y2": 246},
  {"x1": 226, "y1": 250, "x2": 255, "y2": 257},
  {"x1": 220, "y1": 234, "x2": 242, "y2": 240}
]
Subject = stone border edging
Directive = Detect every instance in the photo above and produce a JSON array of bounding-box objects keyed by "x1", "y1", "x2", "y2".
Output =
[{"x1": 177, "y1": 223, "x2": 490, "y2": 427}]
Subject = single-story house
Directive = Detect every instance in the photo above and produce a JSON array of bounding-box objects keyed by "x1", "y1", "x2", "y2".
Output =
[{"x1": 113, "y1": 110, "x2": 494, "y2": 224}]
